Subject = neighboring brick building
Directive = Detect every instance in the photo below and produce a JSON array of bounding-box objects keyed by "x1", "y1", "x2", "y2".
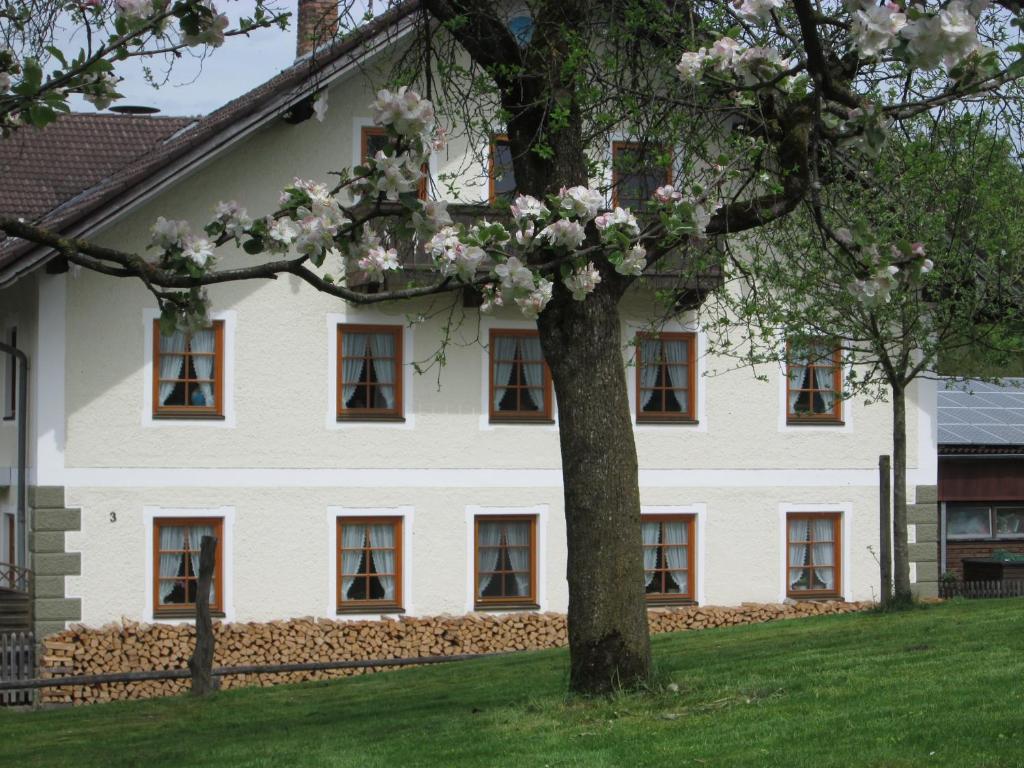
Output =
[{"x1": 937, "y1": 381, "x2": 1024, "y2": 579}]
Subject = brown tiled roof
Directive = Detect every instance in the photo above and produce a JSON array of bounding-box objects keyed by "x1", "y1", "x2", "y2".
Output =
[
  {"x1": 0, "y1": 114, "x2": 194, "y2": 222},
  {"x1": 0, "y1": 0, "x2": 419, "y2": 285}
]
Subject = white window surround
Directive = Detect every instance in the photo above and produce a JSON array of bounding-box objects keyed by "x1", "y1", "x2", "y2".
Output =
[
  {"x1": 142, "y1": 308, "x2": 237, "y2": 428},
  {"x1": 777, "y1": 502, "x2": 851, "y2": 603},
  {"x1": 143, "y1": 506, "x2": 235, "y2": 623},
  {"x1": 465, "y1": 504, "x2": 548, "y2": 613},
  {"x1": 641, "y1": 504, "x2": 707, "y2": 606},
  {"x1": 477, "y1": 315, "x2": 559, "y2": 432},
  {"x1": 326, "y1": 506, "x2": 415, "y2": 619},
  {"x1": 625, "y1": 317, "x2": 707, "y2": 433},
  {"x1": 325, "y1": 313, "x2": 416, "y2": 430},
  {"x1": 352, "y1": 116, "x2": 439, "y2": 201},
  {"x1": 776, "y1": 343, "x2": 854, "y2": 434}
]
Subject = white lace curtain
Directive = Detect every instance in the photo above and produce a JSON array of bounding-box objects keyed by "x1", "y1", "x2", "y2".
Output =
[
  {"x1": 492, "y1": 336, "x2": 518, "y2": 410},
  {"x1": 477, "y1": 521, "x2": 503, "y2": 594},
  {"x1": 642, "y1": 522, "x2": 660, "y2": 587},
  {"x1": 368, "y1": 524, "x2": 396, "y2": 601},
  {"x1": 519, "y1": 337, "x2": 545, "y2": 409},
  {"x1": 190, "y1": 329, "x2": 216, "y2": 407},
  {"x1": 340, "y1": 332, "x2": 368, "y2": 408},
  {"x1": 638, "y1": 339, "x2": 661, "y2": 408},
  {"x1": 340, "y1": 524, "x2": 366, "y2": 600},
  {"x1": 663, "y1": 520, "x2": 688, "y2": 593},
  {"x1": 158, "y1": 331, "x2": 187, "y2": 406},
  {"x1": 812, "y1": 518, "x2": 835, "y2": 590},
  {"x1": 787, "y1": 357, "x2": 807, "y2": 413},
  {"x1": 814, "y1": 362, "x2": 835, "y2": 413},
  {"x1": 369, "y1": 332, "x2": 396, "y2": 409},
  {"x1": 504, "y1": 521, "x2": 531, "y2": 596},
  {"x1": 788, "y1": 518, "x2": 810, "y2": 589}
]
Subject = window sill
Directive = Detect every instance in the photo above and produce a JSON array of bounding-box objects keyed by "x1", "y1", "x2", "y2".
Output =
[
  {"x1": 337, "y1": 605, "x2": 405, "y2": 615},
  {"x1": 786, "y1": 418, "x2": 844, "y2": 427},
  {"x1": 489, "y1": 417, "x2": 555, "y2": 425},
  {"x1": 786, "y1": 593, "x2": 841, "y2": 601},
  {"x1": 336, "y1": 414, "x2": 406, "y2": 423},
  {"x1": 474, "y1": 602, "x2": 540, "y2": 612},
  {"x1": 154, "y1": 609, "x2": 226, "y2": 619},
  {"x1": 636, "y1": 417, "x2": 699, "y2": 425},
  {"x1": 152, "y1": 412, "x2": 225, "y2": 421},
  {"x1": 646, "y1": 598, "x2": 697, "y2": 608}
]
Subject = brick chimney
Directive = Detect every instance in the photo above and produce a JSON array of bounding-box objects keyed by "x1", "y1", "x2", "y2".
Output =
[{"x1": 296, "y1": 0, "x2": 339, "y2": 58}]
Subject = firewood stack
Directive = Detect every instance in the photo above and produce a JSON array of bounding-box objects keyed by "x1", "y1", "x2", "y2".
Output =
[{"x1": 38, "y1": 600, "x2": 870, "y2": 705}]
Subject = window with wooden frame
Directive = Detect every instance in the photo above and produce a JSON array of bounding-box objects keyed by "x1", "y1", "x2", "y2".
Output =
[
  {"x1": 612, "y1": 141, "x2": 671, "y2": 211},
  {"x1": 489, "y1": 329, "x2": 553, "y2": 422},
  {"x1": 337, "y1": 517, "x2": 403, "y2": 612},
  {"x1": 489, "y1": 135, "x2": 517, "y2": 204},
  {"x1": 336, "y1": 324, "x2": 403, "y2": 420},
  {"x1": 152, "y1": 320, "x2": 224, "y2": 419},
  {"x1": 642, "y1": 515, "x2": 696, "y2": 603},
  {"x1": 2, "y1": 326, "x2": 15, "y2": 420},
  {"x1": 475, "y1": 515, "x2": 537, "y2": 608},
  {"x1": 636, "y1": 332, "x2": 696, "y2": 422},
  {"x1": 786, "y1": 340, "x2": 843, "y2": 423},
  {"x1": 786, "y1": 512, "x2": 841, "y2": 598},
  {"x1": 153, "y1": 518, "x2": 223, "y2": 616},
  {"x1": 947, "y1": 504, "x2": 1024, "y2": 540},
  {"x1": 361, "y1": 125, "x2": 427, "y2": 199}
]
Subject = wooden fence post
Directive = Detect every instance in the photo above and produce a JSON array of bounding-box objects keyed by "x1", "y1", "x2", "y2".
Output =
[
  {"x1": 187, "y1": 535, "x2": 219, "y2": 697},
  {"x1": 879, "y1": 455, "x2": 893, "y2": 605}
]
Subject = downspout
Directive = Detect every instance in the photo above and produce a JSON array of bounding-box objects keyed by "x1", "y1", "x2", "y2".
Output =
[{"x1": 0, "y1": 341, "x2": 28, "y2": 574}]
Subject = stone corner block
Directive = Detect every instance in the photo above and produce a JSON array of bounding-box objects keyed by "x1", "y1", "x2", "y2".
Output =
[
  {"x1": 31, "y1": 508, "x2": 81, "y2": 533},
  {"x1": 914, "y1": 485, "x2": 938, "y2": 505},
  {"x1": 28, "y1": 486, "x2": 65, "y2": 509}
]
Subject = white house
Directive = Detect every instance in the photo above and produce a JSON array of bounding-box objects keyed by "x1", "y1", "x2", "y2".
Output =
[{"x1": 0, "y1": 0, "x2": 940, "y2": 639}]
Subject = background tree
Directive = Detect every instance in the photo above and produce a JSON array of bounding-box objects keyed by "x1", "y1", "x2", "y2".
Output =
[
  {"x1": 3, "y1": 0, "x2": 1024, "y2": 691},
  {"x1": 708, "y1": 112, "x2": 1024, "y2": 605}
]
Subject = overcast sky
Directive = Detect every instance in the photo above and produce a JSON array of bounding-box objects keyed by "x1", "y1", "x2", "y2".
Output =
[{"x1": 68, "y1": 0, "x2": 302, "y2": 117}]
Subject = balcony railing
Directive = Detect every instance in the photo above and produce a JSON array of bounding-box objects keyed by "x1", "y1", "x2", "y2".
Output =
[{"x1": 0, "y1": 562, "x2": 30, "y2": 594}]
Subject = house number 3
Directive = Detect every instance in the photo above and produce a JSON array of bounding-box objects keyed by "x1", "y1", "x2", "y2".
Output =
[{"x1": 109, "y1": 512, "x2": 117, "y2": 523}]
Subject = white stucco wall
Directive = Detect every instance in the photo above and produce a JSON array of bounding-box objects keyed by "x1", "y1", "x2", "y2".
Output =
[{"x1": 10, "y1": 46, "x2": 937, "y2": 627}]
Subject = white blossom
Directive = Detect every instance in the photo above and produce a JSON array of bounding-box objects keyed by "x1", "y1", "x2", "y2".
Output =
[
  {"x1": 184, "y1": 12, "x2": 229, "y2": 48},
  {"x1": 494, "y1": 256, "x2": 535, "y2": 291},
  {"x1": 563, "y1": 262, "x2": 602, "y2": 301},
  {"x1": 214, "y1": 200, "x2": 252, "y2": 239},
  {"x1": 515, "y1": 278, "x2": 554, "y2": 319},
  {"x1": 709, "y1": 37, "x2": 742, "y2": 71},
  {"x1": 558, "y1": 186, "x2": 603, "y2": 221},
  {"x1": 82, "y1": 71, "x2": 118, "y2": 110},
  {"x1": 594, "y1": 207, "x2": 639, "y2": 236},
  {"x1": 181, "y1": 235, "x2": 214, "y2": 268},
  {"x1": 734, "y1": 46, "x2": 794, "y2": 86},
  {"x1": 268, "y1": 216, "x2": 300, "y2": 249},
  {"x1": 616, "y1": 245, "x2": 647, "y2": 277},
  {"x1": 357, "y1": 245, "x2": 400, "y2": 281},
  {"x1": 901, "y1": 1, "x2": 980, "y2": 69},
  {"x1": 538, "y1": 219, "x2": 587, "y2": 249},
  {"x1": 115, "y1": 0, "x2": 154, "y2": 20},
  {"x1": 676, "y1": 49, "x2": 707, "y2": 82},
  {"x1": 294, "y1": 215, "x2": 336, "y2": 258},
  {"x1": 737, "y1": 0, "x2": 784, "y2": 25},
  {"x1": 851, "y1": 2, "x2": 907, "y2": 58},
  {"x1": 510, "y1": 194, "x2": 549, "y2": 222},
  {"x1": 921, "y1": 258, "x2": 934, "y2": 274},
  {"x1": 371, "y1": 87, "x2": 435, "y2": 139},
  {"x1": 151, "y1": 217, "x2": 191, "y2": 249},
  {"x1": 412, "y1": 199, "x2": 452, "y2": 239},
  {"x1": 654, "y1": 185, "x2": 683, "y2": 204}
]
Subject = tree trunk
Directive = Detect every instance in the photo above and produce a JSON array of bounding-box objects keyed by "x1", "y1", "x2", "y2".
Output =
[
  {"x1": 188, "y1": 535, "x2": 219, "y2": 696},
  {"x1": 537, "y1": 283, "x2": 652, "y2": 694},
  {"x1": 879, "y1": 454, "x2": 893, "y2": 606},
  {"x1": 891, "y1": 387, "x2": 913, "y2": 604}
]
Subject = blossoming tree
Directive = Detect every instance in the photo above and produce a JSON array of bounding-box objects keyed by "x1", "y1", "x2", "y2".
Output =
[
  {"x1": 2, "y1": 0, "x2": 1024, "y2": 692},
  {"x1": 707, "y1": 113, "x2": 1024, "y2": 605}
]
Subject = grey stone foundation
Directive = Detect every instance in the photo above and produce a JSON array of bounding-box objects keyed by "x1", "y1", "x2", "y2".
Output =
[{"x1": 909, "y1": 485, "x2": 938, "y2": 598}]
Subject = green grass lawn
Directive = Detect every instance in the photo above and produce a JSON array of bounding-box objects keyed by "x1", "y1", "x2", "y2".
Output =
[{"x1": 2, "y1": 599, "x2": 1023, "y2": 767}]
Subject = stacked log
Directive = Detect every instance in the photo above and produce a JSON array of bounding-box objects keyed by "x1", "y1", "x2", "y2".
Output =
[{"x1": 38, "y1": 600, "x2": 871, "y2": 705}]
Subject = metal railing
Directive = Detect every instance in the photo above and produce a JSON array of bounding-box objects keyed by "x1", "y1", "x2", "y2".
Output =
[{"x1": 0, "y1": 562, "x2": 31, "y2": 593}]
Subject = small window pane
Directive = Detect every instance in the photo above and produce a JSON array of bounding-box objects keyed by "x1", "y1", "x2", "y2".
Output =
[
  {"x1": 491, "y1": 139, "x2": 516, "y2": 202},
  {"x1": 947, "y1": 506, "x2": 992, "y2": 538},
  {"x1": 996, "y1": 508, "x2": 1024, "y2": 538}
]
